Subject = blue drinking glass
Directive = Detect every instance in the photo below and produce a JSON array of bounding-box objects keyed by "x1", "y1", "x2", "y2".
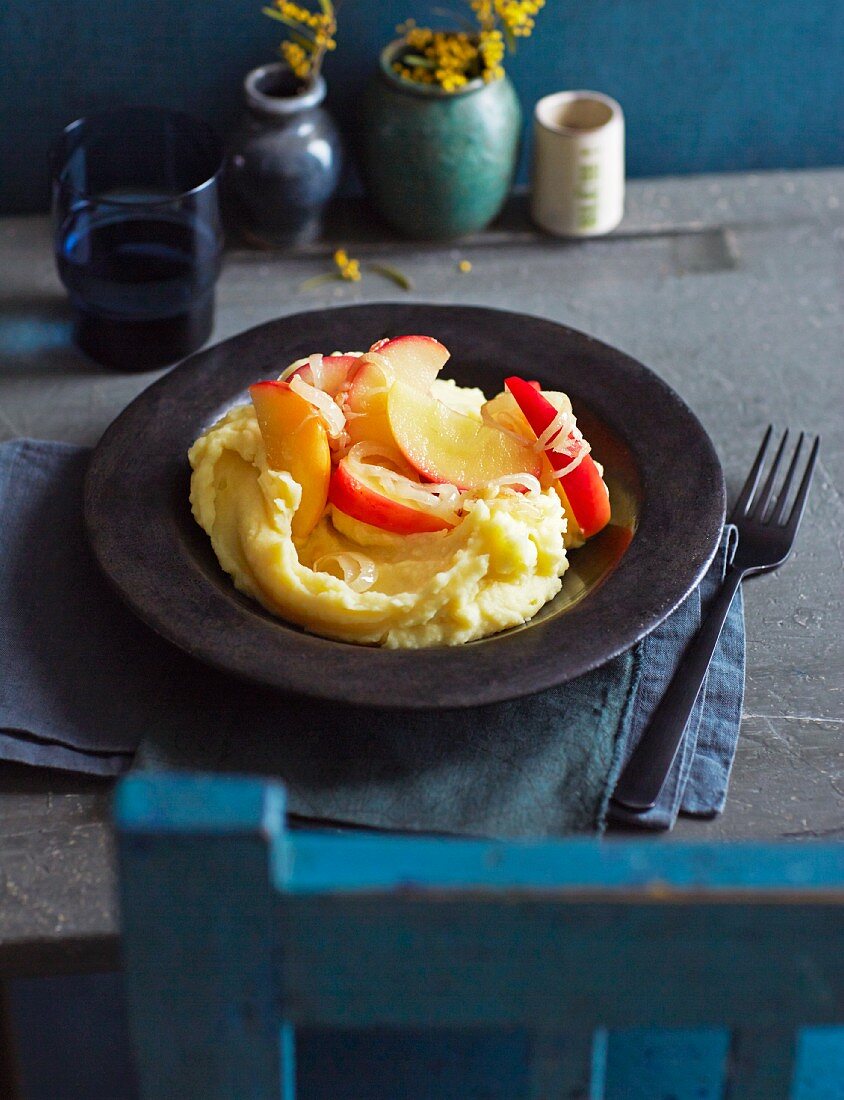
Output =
[{"x1": 51, "y1": 107, "x2": 224, "y2": 370}]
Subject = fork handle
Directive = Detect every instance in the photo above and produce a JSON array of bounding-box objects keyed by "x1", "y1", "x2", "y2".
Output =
[{"x1": 611, "y1": 564, "x2": 745, "y2": 812}]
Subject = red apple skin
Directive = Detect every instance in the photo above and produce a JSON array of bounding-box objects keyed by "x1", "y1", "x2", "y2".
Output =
[
  {"x1": 554, "y1": 452, "x2": 611, "y2": 539},
  {"x1": 289, "y1": 354, "x2": 362, "y2": 396},
  {"x1": 370, "y1": 335, "x2": 450, "y2": 385},
  {"x1": 505, "y1": 375, "x2": 611, "y2": 540},
  {"x1": 328, "y1": 460, "x2": 453, "y2": 535},
  {"x1": 539, "y1": 454, "x2": 584, "y2": 545}
]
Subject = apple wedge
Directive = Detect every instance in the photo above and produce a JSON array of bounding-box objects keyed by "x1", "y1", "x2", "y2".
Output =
[
  {"x1": 329, "y1": 458, "x2": 454, "y2": 535},
  {"x1": 344, "y1": 358, "x2": 399, "y2": 449},
  {"x1": 505, "y1": 375, "x2": 610, "y2": 540},
  {"x1": 249, "y1": 381, "x2": 330, "y2": 539},
  {"x1": 387, "y1": 380, "x2": 541, "y2": 490},
  {"x1": 345, "y1": 335, "x2": 451, "y2": 447}
]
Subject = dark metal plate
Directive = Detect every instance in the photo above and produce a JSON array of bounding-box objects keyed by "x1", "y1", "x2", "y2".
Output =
[{"x1": 84, "y1": 303, "x2": 725, "y2": 707}]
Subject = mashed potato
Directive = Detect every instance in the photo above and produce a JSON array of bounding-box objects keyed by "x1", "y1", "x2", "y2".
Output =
[{"x1": 189, "y1": 379, "x2": 569, "y2": 647}]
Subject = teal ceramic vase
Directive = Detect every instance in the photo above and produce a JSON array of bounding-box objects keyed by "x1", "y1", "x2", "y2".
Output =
[{"x1": 361, "y1": 41, "x2": 522, "y2": 239}]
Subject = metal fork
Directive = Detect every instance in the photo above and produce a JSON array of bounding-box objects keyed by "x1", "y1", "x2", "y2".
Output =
[{"x1": 611, "y1": 426, "x2": 820, "y2": 813}]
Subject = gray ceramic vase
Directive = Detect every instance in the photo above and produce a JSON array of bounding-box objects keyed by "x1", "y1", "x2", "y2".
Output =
[
  {"x1": 226, "y1": 62, "x2": 342, "y2": 246},
  {"x1": 361, "y1": 41, "x2": 522, "y2": 239}
]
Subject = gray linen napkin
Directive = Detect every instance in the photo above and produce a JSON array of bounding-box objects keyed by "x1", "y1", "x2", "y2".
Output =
[{"x1": 0, "y1": 439, "x2": 744, "y2": 834}]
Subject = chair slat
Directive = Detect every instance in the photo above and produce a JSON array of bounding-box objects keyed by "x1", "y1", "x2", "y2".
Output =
[
  {"x1": 117, "y1": 776, "x2": 284, "y2": 1099},
  {"x1": 277, "y1": 894, "x2": 843, "y2": 1030},
  {"x1": 286, "y1": 832, "x2": 844, "y2": 894}
]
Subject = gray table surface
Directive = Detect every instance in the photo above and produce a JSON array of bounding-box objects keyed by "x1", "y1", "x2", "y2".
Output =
[{"x1": 1, "y1": 169, "x2": 842, "y2": 975}]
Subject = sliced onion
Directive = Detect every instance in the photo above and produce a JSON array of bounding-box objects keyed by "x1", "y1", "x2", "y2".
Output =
[
  {"x1": 490, "y1": 473, "x2": 543, "y2": 495},
  {"x1": 313, "y1": 552, "x2": 377, "y2": 593},
  {"x1": 550, "y1": 449, "x2": 589, "y2": 478},
  {"x1": 522, "y1": 397, "x2": 592, "y2": 478},
  {"x1": 328, "y1": 428, "x2": 351, "y2": 458},
  {"x1": 547, "y1": 427, "x2": 591, "y2": 478},
  {"x1": 289, "y1": 374, "x2": 347, "y2": 438},
  {"x1": 346, "y1": 441, "x2": 407, "y2": 470},
  {"x1": 380, "y1": 478, "x2": 458, "y2": 513},
  {"x1": 535, "y1": 406, "x2": 576, "y2": 451},
  {"x1": 308, "y1": 353, "x2": 325, "y2": 390},
  {"x1": 278, "y1": 356, "x2": 310, "y2": 383},
  {"x1": 368, "y1": 473, "x2": 459, "y2": 518},
  {"x1": 548, "y1": 422, "x2": 582, "y2": 456},
  {"x1": 481, "y1": 404, "x2": 534, "y2": 446}
]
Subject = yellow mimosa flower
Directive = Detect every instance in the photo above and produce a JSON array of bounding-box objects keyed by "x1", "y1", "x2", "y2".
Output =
[
  {"x1": 395, "y1": 0, "x2": 545, "y2": 91},
  {"x1": 263, "y1": 0, "x2": 337, "y2": 81},
  {"x1": 333, "y1": 249, "x2": 362, "y2": 282}
]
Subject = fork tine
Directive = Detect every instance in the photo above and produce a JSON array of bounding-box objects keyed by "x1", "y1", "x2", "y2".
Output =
[
  {"x1": 783, "y1": 435, "x2": 820, "y2": 535},
  {"x1": 770, "y1": 431, "x2": 805, "y2": 524},
  {"x1": 750, "y1": 428, "x2": 789, "y2": 519},
  {"x1": 731, "y1": 425, "x2": 773, "y2": 519}
]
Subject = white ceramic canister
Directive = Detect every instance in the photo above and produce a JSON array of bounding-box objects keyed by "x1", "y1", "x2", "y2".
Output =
[{"x1": 531, "y1": 90, "x2": 625, "y2": 237}]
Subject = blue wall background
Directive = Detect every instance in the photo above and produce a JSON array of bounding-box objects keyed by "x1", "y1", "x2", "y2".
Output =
[{"x1": 1, "y1": 0, "x2": 842, "y2": 214}]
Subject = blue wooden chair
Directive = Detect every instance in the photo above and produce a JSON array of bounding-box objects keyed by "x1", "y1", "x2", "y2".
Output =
[{"x1": 115, "y1": 773, "x2": 843, "y2": 1099}]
